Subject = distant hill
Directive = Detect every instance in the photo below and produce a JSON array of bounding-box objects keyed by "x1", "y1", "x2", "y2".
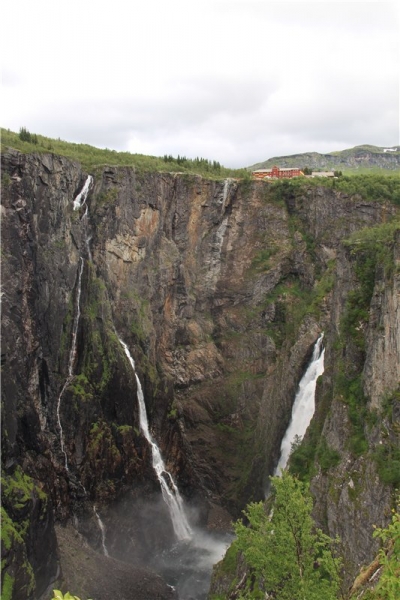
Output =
[{"x1": 249, "y1": 145, "x2": 400, "y2": 173}]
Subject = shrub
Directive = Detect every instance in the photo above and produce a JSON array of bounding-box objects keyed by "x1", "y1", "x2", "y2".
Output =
[
  {"x1": 51, "y1": 592, "x2": 91, "y2": 600},
  {"x1": 234, "y1": 472, "x2": 342, "y2": 599}
]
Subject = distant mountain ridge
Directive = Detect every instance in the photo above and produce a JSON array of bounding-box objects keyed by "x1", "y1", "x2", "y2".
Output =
[{"x1": 249, "y1": 144, "x2": 400, "y2": 172}]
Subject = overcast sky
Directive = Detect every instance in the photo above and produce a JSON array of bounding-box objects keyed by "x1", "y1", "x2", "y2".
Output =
[{"x1": 2, "y1": 0, "x2": 399, "y2": 168}]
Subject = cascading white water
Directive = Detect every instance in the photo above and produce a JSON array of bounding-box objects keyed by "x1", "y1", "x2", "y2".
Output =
[
  {"x1": 94, "y1": 506, "x2": 109, "y2": 557},
  {"x1": 215, "y1": 217, "x2": 229, "y2": 254},
  {"x1": 73, "y1": 175, "x2": 93, "y2": 210},
  {"x1": 68, "y1": 258, "x2": 84, "y2": 377},
  {"x1": 221, "y1": 178, "x2": 232, "y2": 212},
  {"x1": 82, "y1": 205, "x2": 93, "y2": 262},
  {"x1": 75, "y1": 176, "x2": 93, "y2": 260},
  {"x1": 205, "y1": 216, "x2": 229, "y2": 289},
  {"x1": 57, "y1": 176, "x2": 94, "y2": 467},
  {"x1": 274, "y1": 333, "x2": 325, "y2": 476},
  {"x1": 56, "y1": 257, "x2": 84, "y2": 470},
  {"x1": 118, "y1": 337, "x2": 193, "y2": 541}
]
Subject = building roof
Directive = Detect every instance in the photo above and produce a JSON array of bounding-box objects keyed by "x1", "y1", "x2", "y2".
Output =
[{"x1": 252, "y1": 167, "x2": 302, "y2": 173}]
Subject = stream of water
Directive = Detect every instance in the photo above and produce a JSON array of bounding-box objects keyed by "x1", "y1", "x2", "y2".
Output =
[
  {"x1": 118, "y1": 337, "x2": 192, "y2": 541},
  {"x1": 94, "y1": 506, "x2": 109, "y2": 557},
  {"x1": 73, "y1": 175, "x2": 93, "y2": 210},
  {"x1": 274, "y1": 333, "x2": 325, "y2": 475},
  {"x1": 221, "y1": 177, "x2": 233, "y2": 213},
  {"x1": 56, "y1": 257, "x2": 84, "y2": 471},
  {"x1": 56, "y1": 175, "x2": 92, "y2": 468},
  {"x1": 60, "y1": 176, "x2": 231, "y2": 595}
]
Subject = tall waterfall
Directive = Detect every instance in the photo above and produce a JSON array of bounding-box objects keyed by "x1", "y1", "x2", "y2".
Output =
[
  {"x1": 274, "y1": 334, "x2": 325, "y2": 475},
  {"x1": 118, "y1": 337, "x2": 193, "y2": 541},
  {"x1": 57, "y1": 175, "x2": 92, "y2": 469},
  {"x1": 56, "y1": 257, "x2": 84, "y2": 470}
]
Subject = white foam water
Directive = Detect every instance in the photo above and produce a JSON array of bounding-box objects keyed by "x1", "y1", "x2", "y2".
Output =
[
  {"x1": 73, "y1": 175, "x2": 93, "y2": 211},
  {"x1": 118, "y1": 337, "x2": 192, "y2": 541},
  {"x1": 274, "y1": 334, "x2": 325, "y2": 475},
  {"x1": 94, "y1": 506, "x2": 109, "y2": 557},
  {"x1": 56, "y1": 258, "x2": 84, "y2": 470}
]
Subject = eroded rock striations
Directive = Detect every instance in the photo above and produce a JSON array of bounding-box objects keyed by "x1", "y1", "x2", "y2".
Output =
[{"x1": 1, "y1": 148, "x2": 399, "y2": 599}]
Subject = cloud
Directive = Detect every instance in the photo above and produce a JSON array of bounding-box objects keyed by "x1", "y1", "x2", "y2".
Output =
[{"x1": 1, "y1": 0, "x2": 399, "y2": 167}]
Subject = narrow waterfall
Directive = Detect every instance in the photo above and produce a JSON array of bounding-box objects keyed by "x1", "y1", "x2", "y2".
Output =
[
  {"x1": 57, "y1": 175, "x2": 93, "y2": 468},
  {"x1": 82, "y1": 205, "x2": 93, "y2": 262},
  {"x1": 56, "y1": 257, "x2": 84, "y2": 470},
  {"x1": 215, "y1": 217, "x2": 229, "y2": 257},
  {"x1": 94, "y1": 506, "x2": 109, "y2": 557},
  {"x1": 205, "y1": 216, "x2": 229, "y2": 289},
  {"x1": 221, "y1": 178, "x2": 232, "y2": 212},
  {"x1": 73, "y1": 175, "x2": 93, "y2": 210},
  {"x1": 68, "y1": 258, "x2": 84, "y2": 378},
  {"x1": 118, "y1": 337, "x2": 193, "y2": 541},
  {"x1": 274, "y1": 334, "x2": 325, "y2": 475}
]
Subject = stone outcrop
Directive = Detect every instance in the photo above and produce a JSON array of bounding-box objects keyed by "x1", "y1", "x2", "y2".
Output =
[{"x1": 1, "y1": 148, "x2": 399, "y2": 598}]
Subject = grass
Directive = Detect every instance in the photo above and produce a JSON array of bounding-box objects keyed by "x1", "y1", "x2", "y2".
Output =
[
  {"x1": 268, "y1": 174, "x2": 400, "y2": 206},
  {"x1": 1, "y1": 127, "x2": 248, "y2": 178}
]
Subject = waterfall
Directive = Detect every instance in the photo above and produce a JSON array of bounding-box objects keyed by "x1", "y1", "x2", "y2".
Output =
[
  {"x1": 118, "y1": 337, "x2": 193, "y2": 541},
  {"x1": 210, "y1": 217, "x2": 228, "y2": 275},
  {"x1": 94, "y1": 506, "x2": 109, "y2": 557},
  {"x1": 68, "y1": 258, "x2": 84, "y2": 377},
  {"x1": 73, "y1": 175, "x2": 93, "y2": 211},
  {"x1": 205, "y1": 216, "x2": 229, "y2": 290},
  {"x1": 57, "y1": 175, "x2": 93, "y2": 467},
  {"x1": 56, "y1": 258, "x2": 84, "y2": 470},
  {"x1": 204, "y1": 179, "x2": 235, "y2": 287},
  {"x1": 274, "y1": 334, "x2": 325, "y2": 476},
  {"x1": 221, "y1": 178, "x2": 232, "y2": 212},
  {"x1": 75, "y1": 176, "x2": 93, "y2": 260},
  {"x1": 82, "y1": 205, "x2": 93, "y2": 262}
]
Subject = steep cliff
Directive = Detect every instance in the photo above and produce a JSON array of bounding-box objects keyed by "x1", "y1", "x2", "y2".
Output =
[
  {"x1": 209, "y1": 187, "x2": 400, "y2": 597},
  {"x1": 1, "y1": 148, "x2": 399, "y2": 599}
]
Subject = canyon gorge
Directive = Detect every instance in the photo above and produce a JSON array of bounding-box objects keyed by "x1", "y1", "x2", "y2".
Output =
[{"x1": 1, "y1": 148, "x2": 399, "y2": 599}]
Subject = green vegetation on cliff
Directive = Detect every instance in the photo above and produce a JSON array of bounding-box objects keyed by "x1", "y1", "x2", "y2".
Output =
[
  {"x1": 51, "y1": 592, "x2": 91, "y2": 600},
  {"x1": 1, "y1": 467, "x2": 44, "y2": 599},
  {"x1": 289, "y1": 217, "x2": 400, "y2": 480},
  {"x1": 219, "y1": 472, "x2": 342, "y2": 600},
  {"x1": 338, "y1": 220, "x2": 400, "y2": 461},
  {"x1": 271, "y1": 174, "x2": 400, "y2": 205},
  {"x1": 1, "y1": 127, "x2": 248, "y2": 178},
  {"x1": 348, "y1": 499, "x2": 400, "y2": 600},
  {"x1": 368, "y1": 504, "x2": 400, "y2": 599},
  {"x1": 212, "y1": 476, "x2": 399, "y2": 600}
]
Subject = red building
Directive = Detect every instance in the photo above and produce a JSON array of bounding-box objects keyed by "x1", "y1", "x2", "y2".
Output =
[{"x1": 252, "y1": 165, "x2": 304, "y2": 179}]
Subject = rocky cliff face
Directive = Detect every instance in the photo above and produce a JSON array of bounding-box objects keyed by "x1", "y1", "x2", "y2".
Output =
[
  {"x1": 209, "y1": 187, "x2": 400, "y2": 598},
  {"x1": 1, "y1": 149, "x2": 399, "y2": 599},
  {"x1": 309, "y1": 232, "x2": 400, "y2": 581},
  {"x1": 284, "y1": 186, "x2": 399, "y2": 577}
]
